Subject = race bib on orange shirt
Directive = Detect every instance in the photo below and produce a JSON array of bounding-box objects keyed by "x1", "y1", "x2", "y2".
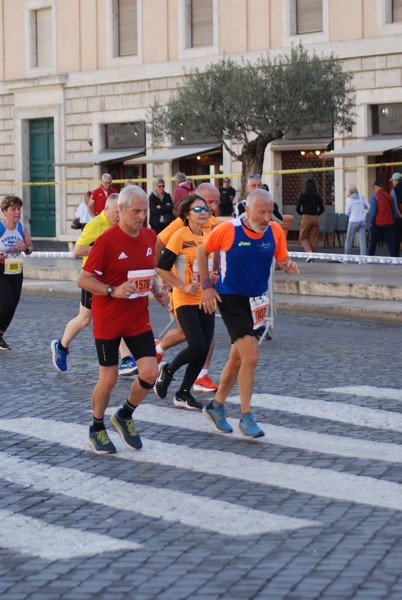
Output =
[{"x1": 192, "y1": 258, "x2": 213, "y2": 284}]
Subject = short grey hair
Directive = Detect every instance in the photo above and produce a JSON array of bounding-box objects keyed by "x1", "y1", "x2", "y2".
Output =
[
  {"x1": 246, "y1": 188, "x2": 273, "y2": 208},
  {"x1": 154, "y1": 176, "x2": 165, "y2": 187},
  {"x1": 347, "y1": 183, "x2": 358, "y2": 195},
  {"x1": 175, "y1": 171, "x2": 186, "y2": 183},
  {"x1": 101, "y1": 173, "x2": 112, "y2": 182},
  {"x1": 118, "y1": 185, "x2": 148, "y2": 208},
  {"x1": 105, "y1": 193, "x2": 119, "y2": 206}
]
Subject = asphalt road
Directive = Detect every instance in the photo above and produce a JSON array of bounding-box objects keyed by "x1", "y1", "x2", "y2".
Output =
[{"x1": 1, "y1": 295, "x2": 402, "y2": 600}]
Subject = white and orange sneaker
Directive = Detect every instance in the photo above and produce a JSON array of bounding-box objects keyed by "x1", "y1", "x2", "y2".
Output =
[
  {"x1": 154, "y1": 339, "x2": 164, "y2": 364},
  {"x1": 193, "y1": 374, "x2": 218, "y2": 392}
]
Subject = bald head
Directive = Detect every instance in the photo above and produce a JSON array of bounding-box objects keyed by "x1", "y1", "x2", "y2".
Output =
[{"x1": 196, "y1": 183, "x2": 220, "y2": 216}]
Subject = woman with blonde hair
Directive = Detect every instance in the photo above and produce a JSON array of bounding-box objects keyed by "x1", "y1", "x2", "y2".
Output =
[{"x1": 344, "y1": 183, "x2": 370, "y2": 255}]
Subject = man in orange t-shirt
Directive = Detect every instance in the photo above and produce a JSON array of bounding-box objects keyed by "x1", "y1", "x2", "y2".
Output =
[{"x1": 197, "y1": 188, "x2": 299, "y2": 439}]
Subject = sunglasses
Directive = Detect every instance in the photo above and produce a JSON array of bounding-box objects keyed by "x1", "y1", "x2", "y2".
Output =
[{"x1": 190, "y1": 205, "x2": 209, "y2": 213}]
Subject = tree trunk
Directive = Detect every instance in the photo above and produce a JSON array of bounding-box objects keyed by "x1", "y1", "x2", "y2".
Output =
[{"x1": 239, "y1": 134, "x2": 272, "y2": 198}]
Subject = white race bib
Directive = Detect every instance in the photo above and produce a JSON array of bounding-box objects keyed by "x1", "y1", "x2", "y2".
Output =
[
  {"x1": 127, "y1": 269, "x2": 155, "y2": 298},
  {"x1": 4, "y1": 257, "x2": 23, "y2": 275},
  {"x1": 250, "y1": 294, "x2": 269, "y2": 328},
  {"x1": 192, "y1": 258, "x2": 213, "y2": 284}
]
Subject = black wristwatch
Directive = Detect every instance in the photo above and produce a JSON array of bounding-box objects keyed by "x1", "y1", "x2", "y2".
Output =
[{"x1": 106, "y1": 285, "x2": 114, "y2": 298}]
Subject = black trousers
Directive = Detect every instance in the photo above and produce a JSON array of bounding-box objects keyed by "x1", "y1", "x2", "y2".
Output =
[
  {"x1": 168, "y1": 305, "x2": 215, "y2": 393},
  {"x1": 0, "y1": 268, "x2": 23, "y2": 334},
  {"x1": 368, "y1": 225, "x2": 394, "y2": 257},
  {"x1": 393, "y1": 218, "x2": 402, "y2": 257}
]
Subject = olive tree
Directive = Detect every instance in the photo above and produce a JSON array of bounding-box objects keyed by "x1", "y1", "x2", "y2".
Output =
[{"x1": 148, "y1": 44, "x2": 355, "y2": 195}]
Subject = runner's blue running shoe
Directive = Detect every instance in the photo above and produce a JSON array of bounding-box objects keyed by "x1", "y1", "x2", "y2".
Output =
[
  {"x1": 202, "y1": 401, "x2": 233, "y2": 433},
  {"x1": 51, "y1": 339, "x2": 68, "y2": 372},
  {"x1": 239, "y1": 412, "x2": 265, "y2": 438},
  {"x1": 118, "y1": 356, "x2": 138, "y2": 377},
  {"x1": 88, "y1": 429, "x2": 117, "y2": 454}
]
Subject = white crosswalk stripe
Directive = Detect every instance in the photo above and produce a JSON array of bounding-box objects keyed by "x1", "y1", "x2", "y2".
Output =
[
  {"x1": 0, "y1": 439, "x2": 319, "y2": 546},
  {"x1": 1, "y1": 412, "x2": 402, "y2": 511},
  {"x1": 321, "y1": 385, "x2": 402, "y2": 402},
  {"x1": 226, "y1": 393, "x2": 402, "y2": 432},
  {"x1": 0, "y1": 509, "x2": 140, "y2": 559},
  {"x1": 0, "y1": 387, "x2": 401, "y2": 559},
  {"x1": 106, "y1": 404, "x2": 402, "y2": 463}
]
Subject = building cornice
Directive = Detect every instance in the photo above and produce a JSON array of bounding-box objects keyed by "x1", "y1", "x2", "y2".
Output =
[{"x1": 4, "y1": 75, "x2": 68, "y2": 92}]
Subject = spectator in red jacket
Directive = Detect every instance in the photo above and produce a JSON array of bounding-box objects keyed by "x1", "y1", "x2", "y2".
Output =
[
  {"x1": 368, "y1": 179, "x2": 397, "y2": 256},
  {"x1": 88, "y1": 173, "x2": 118, "y2": 217},
  {"x1": 173, "y1": 172, "x2": 195, "y2": 212}
]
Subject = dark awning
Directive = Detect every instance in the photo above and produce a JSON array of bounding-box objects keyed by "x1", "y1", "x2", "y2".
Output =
[
  {"x1": 54, "y1": 148, "x2": 145, "y2": 167},
  {"x1": 321, "y1": 136, "x2": 402, "y2": 159},
  {"x1": 270, "y1": 138, "x2": 332, "y2": 152},
  {"x1": 125, "y1": 144, "x2": 221, "y2": 164}
]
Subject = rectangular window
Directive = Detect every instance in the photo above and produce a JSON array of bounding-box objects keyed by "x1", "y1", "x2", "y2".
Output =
[
  {"x1": 296, "y1": 0, "x2": 323, "y2": 34},
  {"x1": 372, "y1": 104, "x2": 402, "y2": 135},
  {"x1": 33, "y1": 7, "x2": 52, "y2": 67},
  {"x1": 190, "y1": 0, "x2": 213, "y2": 47},
  {"x1": 393, "y1": 0, "x2": 402, "y2": 21},
  {"x1": 118, "y1": 0, "x2": 138, "y2": 56}
]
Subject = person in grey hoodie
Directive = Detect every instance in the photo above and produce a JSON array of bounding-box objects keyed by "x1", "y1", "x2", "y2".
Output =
[{"x1": 344, "y1": 183, "x2": 370, "y2": 255}]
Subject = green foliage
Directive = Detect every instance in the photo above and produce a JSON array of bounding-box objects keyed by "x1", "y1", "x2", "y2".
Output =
[{"x1": 148, "y1": 43, "x2": 355, "y2": 178}]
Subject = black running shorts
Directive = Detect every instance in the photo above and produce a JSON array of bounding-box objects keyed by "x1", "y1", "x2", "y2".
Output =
[
  {"x1": 217, "y1": 294, "x2": 255, "y2": 344},
  {"x1": 94, "y1": 330, "x2": 156, "y2": 367}
]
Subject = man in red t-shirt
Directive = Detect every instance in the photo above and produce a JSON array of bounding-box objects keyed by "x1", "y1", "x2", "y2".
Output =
[
  {"x1": 78, "y1": 185, "x2": 168, "y2": 455},
  {"x1": 88, "y1": 173, "x2": 118, "y2": 217}
]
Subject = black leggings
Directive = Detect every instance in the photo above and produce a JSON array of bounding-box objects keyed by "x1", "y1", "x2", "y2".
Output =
[
  {"x1": 0, "y1": 269, "x2": 23, "y2": 335},
  {"x1": 168, "y1": 305, "x2": 215, "y2": 393}
]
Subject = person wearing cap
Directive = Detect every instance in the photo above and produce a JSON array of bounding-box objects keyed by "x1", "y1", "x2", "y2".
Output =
[
  {"x1": 390, "y1": 172, "x2": 402, "y2": 257},
  {"x1": 368, "y1": 180, "x2": 397, "y2": 256}
]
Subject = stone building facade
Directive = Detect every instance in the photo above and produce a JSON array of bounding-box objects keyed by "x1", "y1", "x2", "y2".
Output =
[{"x1": 0, "y1": 0, "x2": 401, "y2": 240}]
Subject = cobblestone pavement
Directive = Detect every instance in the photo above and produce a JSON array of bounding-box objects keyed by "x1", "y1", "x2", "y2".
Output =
[{"x1": 1, "y1": 295, "x2": 402, "y2": 600}]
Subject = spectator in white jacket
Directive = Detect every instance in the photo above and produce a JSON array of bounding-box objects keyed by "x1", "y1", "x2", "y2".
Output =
[
  {"x1": 75, "y1": 191, "x2": 92, "y2": 230},
  {"x1": 344, "y1": 183, "x2": 370, "y2": 255}
]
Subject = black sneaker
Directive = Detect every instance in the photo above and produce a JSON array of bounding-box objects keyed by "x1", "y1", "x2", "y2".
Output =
[
  {"x1": 88, "y1": 428, "x2": 117, "y2": 454},
  {"x1": 110, "y1": 412, "x2": 142, "y2": 450},
  {"x1": 154, "y1": 362, "x2": 173, "y2": 399},
  {"x1": 0, "y1": 336, "x2": 11, "y2": 351},
  {"x1": 173, "y1": 391, "x2": 203, "y2": 410}
]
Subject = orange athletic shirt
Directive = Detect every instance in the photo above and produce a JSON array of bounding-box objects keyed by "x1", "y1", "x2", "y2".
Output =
[
  {"x1": 165, "y1": 226, "x2": 213, "y2": 310},
  {"x1": 158, "y1": 215, "x2": 219, "y2": 247}
]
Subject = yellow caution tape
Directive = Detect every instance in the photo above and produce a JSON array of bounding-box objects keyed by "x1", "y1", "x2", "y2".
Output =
[{"x1": 1, "y1": 160, "x2": 402, "y2": 187}]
